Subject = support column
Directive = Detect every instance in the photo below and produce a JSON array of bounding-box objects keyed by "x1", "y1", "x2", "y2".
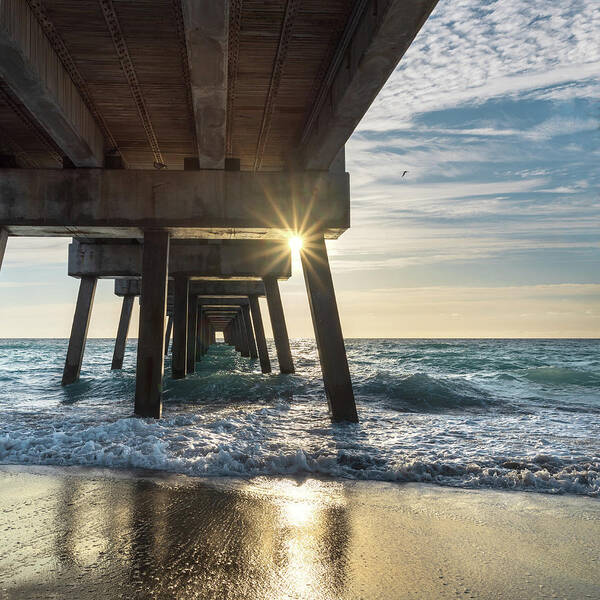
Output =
[
  {"x1": 111, "y1": 295, "x2": 134, "y2": 370},
  {"x1": 164, "y1": 315, "x2": 173, "y2": 356},
  {"x1": 61, "y1": 276, "x2": 97, "y2": 385},
  {"x1": 196, "y1": 305, "x2": 204, "y2": 359},
  {"x1": 210, "y1": 328, "x2": 216, "y2": 345},
  {"x1": 249, "y1": 295, "x2": 271, "y2": 374},
  {"x1": 242, "y1": 304, "x2": 258, "y2": 358},
  {"x1": 200, "y1": 310, "x2": 209, "y2": 355},
  {"x1": 0, "y1": 228, "x2": 7, "y2": 271},
  {"x1": 187, "y1": 295, "x2": 197, "y2": 373},
  {"x1": 172, "y1": 274, "x2": 189, "y2": 379},
  {"x1": 300, "y1": 234, "x2": 358, "y2": 422},
  {"x1": 238, "y1": 312, "x2": 250, "y2": 357},
  {"x1": 233, "y1": 316, "x2": 241, "y2": 353},
  {"x1": 135, "y1": 231, "x2": 169, "y2": 418},
  {"x1": 263, "y1": 276, "x2": 294, "y2": 374}
]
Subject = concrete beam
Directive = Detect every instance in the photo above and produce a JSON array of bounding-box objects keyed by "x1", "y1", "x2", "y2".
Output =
[
  {"x1": 115, "y1": 278, "x2": 265, "y2": 297},
  {"x1": 195, "y1": 298, "x2": 249, "y2": 306},
  {"x1": 0, "y1": 169, "x2": 349, "y2": 239},
  {"x1": 300, "y1": 0, "x2": 437, "y2": 169},
  {"x1": 0, "y1": 0, "x2": 104, "y2": 166},
  {"x1": 70, "y1": 240, "x2": 291, "y2": 279},
  {"x1": 182, "y1": 0, "x2": 227, "y2": 169}
]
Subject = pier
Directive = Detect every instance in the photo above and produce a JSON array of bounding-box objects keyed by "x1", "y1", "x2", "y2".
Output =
[{"x1": 0, "y1": 0, "x2": 437, "y2": 422}]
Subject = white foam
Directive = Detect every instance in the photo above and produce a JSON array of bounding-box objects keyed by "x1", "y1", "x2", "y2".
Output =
[{"x1": 0, "y1": 338, "x2": 598, "y2": 496}]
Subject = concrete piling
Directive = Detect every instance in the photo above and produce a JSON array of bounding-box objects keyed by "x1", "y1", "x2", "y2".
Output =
[
  {"x1": 186, "y1": 295, "x2": 197, "y2": 373},
  {"x1": 0, "y1": 228, "x2": 7, "y2": 270},
  {"x1": 134, "y1": 231, "x2": 169, "y2": 418},
  {"x1": 263, "y1": 276, "x2": 294, "y2": 374},
  {"x1": 300, "y1": 234, "x2": 358, "y2": 422},
  {"x1": 62, "y1": 276, "x2": 97, "y2": 385},
  {"x1": 238, "y1": 312, "x2": 250, "y2": 357},
  {"x1": 242, "y1": 304, "x2": 258, "y2": 358},
  {"x1": 249, "y1": 295, "x2": 271, "y2": 374},
  {"x1": 111, "y1": 295, "x2": 134, "y2": 370},
  {"x1": 164, "y1": 315, "x2": 173, "y2": 356},
  {"x1": 172, "y1": 275, "x2": 189, "y2": 379}
]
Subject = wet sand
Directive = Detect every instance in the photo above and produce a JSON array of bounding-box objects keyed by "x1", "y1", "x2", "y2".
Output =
[{"x1": 0, "y1": 466, "x2": 598, "y2": 599}]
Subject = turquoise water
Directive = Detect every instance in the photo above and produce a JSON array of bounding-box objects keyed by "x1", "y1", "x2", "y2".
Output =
[{"x1": 0, "y1": 338, "x2": 598, "y2": 496}]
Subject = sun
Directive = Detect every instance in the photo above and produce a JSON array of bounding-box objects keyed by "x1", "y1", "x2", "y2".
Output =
[{"x1": 288, "y1": 235, "x2": 303, "y2": 252}]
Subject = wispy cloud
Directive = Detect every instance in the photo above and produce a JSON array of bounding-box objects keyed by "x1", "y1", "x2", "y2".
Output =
[{"x1": 360, "y1": 0, "x2": 600, "y2": 130}]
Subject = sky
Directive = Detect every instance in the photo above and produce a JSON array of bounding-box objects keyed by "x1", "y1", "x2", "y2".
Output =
[{"x1": 0, "y1": 0, "x2": 599, "y2": 338}]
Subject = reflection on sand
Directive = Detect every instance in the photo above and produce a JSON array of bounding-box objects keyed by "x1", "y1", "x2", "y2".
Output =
[
  {"x1": 2, "y1": 467, "x2": 600, "y2": 599},
  {"x1": 2, "y1": 471, "x2": 353, "y2": 599}
]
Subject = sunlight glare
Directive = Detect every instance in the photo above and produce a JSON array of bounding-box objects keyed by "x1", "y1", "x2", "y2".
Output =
[{"x1": 289, "y1": 235, "x2": 303, "y2": 252}]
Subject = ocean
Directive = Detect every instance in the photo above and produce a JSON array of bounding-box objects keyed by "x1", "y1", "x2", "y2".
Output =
[{"x1": 0, "y1": 338, "x2": 598, "y2": 497}]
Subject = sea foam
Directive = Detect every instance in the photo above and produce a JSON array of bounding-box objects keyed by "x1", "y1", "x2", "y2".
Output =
[{"x1": 0, "y1": 338, "x2": 598, "y2": 496}]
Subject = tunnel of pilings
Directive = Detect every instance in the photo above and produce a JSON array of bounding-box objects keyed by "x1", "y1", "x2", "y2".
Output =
[{"x1": 0, "y1": 0, "x2": 437, "y2": 424}]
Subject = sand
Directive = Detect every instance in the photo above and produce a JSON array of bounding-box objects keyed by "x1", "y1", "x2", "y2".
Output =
[{"x1": 0, "y1": 466, "x2": 598, "y2": 599}]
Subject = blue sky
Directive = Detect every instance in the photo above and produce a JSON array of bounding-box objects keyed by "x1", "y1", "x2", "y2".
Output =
[{"x1": 0, "y1": 0, "x2": 598, "y2": 337}]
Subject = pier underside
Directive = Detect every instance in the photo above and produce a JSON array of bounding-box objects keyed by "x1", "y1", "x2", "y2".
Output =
[{"x1": 0, "y1": 0, "x2": 438, "y2": 422}]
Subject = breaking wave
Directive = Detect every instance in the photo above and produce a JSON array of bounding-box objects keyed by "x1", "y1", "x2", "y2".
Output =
[
  {"x1": 0, "y1": 338, "x2": 599, "y2": 497},
  {"x1": 356, "y1": 372, "x2": 492, "y2": 411},
  {"x1": 522, "y1": 366, "x2": 600, "y2": 387}
]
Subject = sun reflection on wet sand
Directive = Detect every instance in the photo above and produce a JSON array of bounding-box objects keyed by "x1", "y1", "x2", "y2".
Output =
[
  {"x1": 248, "y1": 478, "x2": 348, "y2": 599},
  {"x1": 1, "y1": 468, "x2": 599, "y2": 599}
]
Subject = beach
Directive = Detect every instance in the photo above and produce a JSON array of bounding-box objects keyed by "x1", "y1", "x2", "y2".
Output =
[{"x1": 1, "y1": 465, "x2": 598, "y2": 599}]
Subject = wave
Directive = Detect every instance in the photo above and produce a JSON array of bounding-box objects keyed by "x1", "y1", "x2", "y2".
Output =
[
  {"x1": 0, "y1": 416, "x2": 597, "y2": 496},
  {"x1": 523, "y1": 366, "x2": 600, "y2": 387},
  {"x1": 356, "y1": 372, "x2": 492, "y2": 411}
]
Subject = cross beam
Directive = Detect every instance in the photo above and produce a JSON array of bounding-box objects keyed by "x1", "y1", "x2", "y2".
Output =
[
  {"x1": 69, "y1": 240, "x2": 291, "y2": 279},
  {"x1": 115, "y1": 278, "x2": 265, "y2": 297},
  {"x1": 0, "y1": 169, "x2": 349, "y2": 238}
]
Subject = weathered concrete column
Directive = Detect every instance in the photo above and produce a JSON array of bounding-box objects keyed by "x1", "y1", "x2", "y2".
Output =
[
  {"x1": 135, "y1": 231, "x2": 169, "y2": 418},
  {"x1": 187, "y1": 295, "x2": 198, "y2": 373},
  {"x1": 202, "y1": 312, "x2": 210, "y2": 354},
  {"x1": 263, "y1": 276, "x2": 294, "y2": 374},
  {"x1": 164, "y1": 315, "x2": 173, "y2": 356},
  {"x1": 300, "y1": 234, "x2": 358, "y2": 422},
  {"x1": 196, "y1": 305, "x2": 204, "y2": 359},
  {"x1": 172, "y1": 275, "x2": 189, "y2": 379},
  {"x1": 61, "y1": 276, "x2": 97, "y2": 385},
  {"x1": 242, "y1": 304, "x2": 258, "y2": 358},
  {"x1": 0, "y1": 228, "x2": 7, "y2": 271},
  {"x1": 238, "y1": 312, "x2": 250, "y2": 357},
  {"x1": 232, "y1": 316, "x2": 241, "y2": 353},
  {"x1": 111, "y1": 295, "x2": 134, "y2": 370},
  {"x1": 249, "y1": 295, "x2": 271, "y2": 374}
]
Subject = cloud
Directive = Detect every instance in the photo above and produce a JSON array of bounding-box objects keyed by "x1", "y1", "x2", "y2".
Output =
[{"x1": 359, "y1": 0, "x2": 600, "y2": 130}]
